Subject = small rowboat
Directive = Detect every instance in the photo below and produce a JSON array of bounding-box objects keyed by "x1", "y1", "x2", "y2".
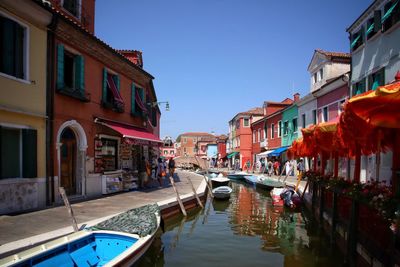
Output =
[
  {"x1": 227, "y1": 171, "x2": 248, "y2": 180},
  {"x1": 212, "y1": 186, "x2": 232, "y2": 200},
  {"x1": 0, "y1": 204, "x2": 160, "y2": 267},
  {"x1": 256, "y1": 176, "x2": 285, "y2": 190},
  {"x1": 211, "y1": 175, "x2": 230, "y2": 188},
  {"x1": 244, "y1": 175, "x2": 258, "y2": 185}
]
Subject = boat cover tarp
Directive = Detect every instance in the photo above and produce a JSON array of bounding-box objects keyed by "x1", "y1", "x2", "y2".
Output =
[{"x1": 92, "y1": 204, "x2": 159, "y2": 237}]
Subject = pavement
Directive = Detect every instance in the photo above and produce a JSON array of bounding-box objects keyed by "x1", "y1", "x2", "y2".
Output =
[
  {"x1": 0, "y1": 169, "x2": 309, "y2": 258},
  {"x1": 0, "y1": 170, "x2": 206, "y2": 257}
]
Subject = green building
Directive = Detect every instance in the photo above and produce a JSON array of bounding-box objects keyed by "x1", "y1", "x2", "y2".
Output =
[{"x1": 281, "y1": 104, "x2": 299, "y2": 148}]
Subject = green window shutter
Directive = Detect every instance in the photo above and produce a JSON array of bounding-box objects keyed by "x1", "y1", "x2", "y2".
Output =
[
  {"x1": 22, "y1": 129, "x2": 37, "y2": 178},
  {"x1": 116, "y1": 75, "x2": 120, "y2": 91},
  {"x1": 139, "y1": 88, "x2": 145, "y2": 117},
  {"x1": 102, "y1": 68, "x2": 107, "y2": 104},
  {"x1": 0, "y1": 127, "x2": 21, "y2": 178},
  {"x1": 131, "y1": 83, "x2": 136, "y2": 114},
  {"x1": 74, "y1": 55, "x2": 85, "y2": 93},
  {"x1": 57, "y1": 44, "x2": 65, "y2": 90}
]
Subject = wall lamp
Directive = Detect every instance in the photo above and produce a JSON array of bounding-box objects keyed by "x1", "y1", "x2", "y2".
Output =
[{"x1": 147, "y1": 101, "x2": 170, "y2": 111}]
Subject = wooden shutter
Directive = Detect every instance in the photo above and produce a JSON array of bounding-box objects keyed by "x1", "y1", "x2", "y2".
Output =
[
  {"x1": 2, "y1": 17, "x2": 16, "y2": 77},
  {"x1": 116, "y1": 75, "x2": 120, "y2": 91},
  {"x1": 374, "y1": 10, "x2": 382, "y2": 32},
  {"x1": 14, "y1": 22, "x2": 24, "y2": 79},
  {"x1": 74, "y1": 55, "x2": 85, "y2": 93},
  {"x1": 57, "y1": 44, "x2": 65, "y2": 90},
  {"x1": 0, "y1": 127, "x2": 21, "y2": 178},
  {"x1": 131, "y1": 83, "x2": 136, "y2": 114},
  {"x1": 102, "y1": 68, "x2": 107, "y2": 104},
  {"x1": 22, "y1": 129, "x2": 37, "y2": 178}
]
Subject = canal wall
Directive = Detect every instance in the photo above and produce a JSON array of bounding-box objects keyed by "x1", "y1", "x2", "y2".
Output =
[
  {"x1": 293, "y1": 179, "x2": 400, "y2": 267},
  {"x1": 0, "y1": 170, "x2": 207, "y2": 258}
]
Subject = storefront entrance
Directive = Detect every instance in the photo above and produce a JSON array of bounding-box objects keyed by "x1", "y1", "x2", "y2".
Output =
[{"x1": 60, "y1": 127, "x2": 77, "y2": 195}]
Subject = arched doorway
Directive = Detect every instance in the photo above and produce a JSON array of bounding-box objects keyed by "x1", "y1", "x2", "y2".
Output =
[
  {"x1": 60, "y1": 127, "x2": 77, "y2": 195},
  {"x1": 56, "y1": 120, "x2": 87, "y2": 198}
]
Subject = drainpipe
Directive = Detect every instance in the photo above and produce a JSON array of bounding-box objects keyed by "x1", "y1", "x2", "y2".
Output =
[{"x1": 46, "y1": 15, "x2": 58, "y2": 205}]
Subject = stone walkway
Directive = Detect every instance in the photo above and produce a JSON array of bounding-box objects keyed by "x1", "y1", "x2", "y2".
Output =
[{"x1": 0, "y1": 170, "x2": 206, "y2": 257}]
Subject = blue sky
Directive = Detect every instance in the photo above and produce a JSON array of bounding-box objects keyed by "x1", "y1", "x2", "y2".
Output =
[{"x1": 95, "y1": 0, "x2": 369, "y2": 140}]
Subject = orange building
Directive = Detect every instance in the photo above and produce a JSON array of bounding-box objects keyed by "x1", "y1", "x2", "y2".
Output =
[
  {"x1": 48, "y1": 0, "x2": 161, "y2": 200},
  {"x1": 175, "y1": 132, "x2": 216, "y2": 158},
  {"x1": 227, "y1": 108, "x2": 264, "y2": 170}
]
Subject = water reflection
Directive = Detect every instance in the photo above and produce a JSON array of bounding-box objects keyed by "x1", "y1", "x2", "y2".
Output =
[{"x1": 135, "y1": 182, "x2": 344, "y2": 267}]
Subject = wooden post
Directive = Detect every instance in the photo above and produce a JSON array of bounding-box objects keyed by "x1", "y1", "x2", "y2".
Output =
[
  {"x1": 334, "y1": 152, "x2": 339, "y2": 178},
  {"x1": 331, "y1": 191, "x2": 338, "y2": 245},
  {"x1": 319, "y1": 186, "x2": 325, "y2": 223},
  {"x1": 346, "y1": 199, "x2": 359, "y2": 267},
  {"x1": 59, "y1": 187, "x2": 79, "y2": 232},
  {"x1": 301, "y1": 180, "x2": 309, "y2": 199},
  {"x1": 169, "y1": 176, "x2": 187, "y2": 216},
  {"x1": 186, "y1": 176, "x2": 204, "y2": 208},
  {"x1": 392, "y1": 129, "x2": 400, "y2": 197},
  {"x1": 354, "y1": 144, "x2": 361, "y2": 183}
]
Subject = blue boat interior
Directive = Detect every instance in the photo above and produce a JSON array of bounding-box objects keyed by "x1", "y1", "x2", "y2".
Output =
[{"x1": 16, "y1": 233, "x2": 137, "y2": 267}]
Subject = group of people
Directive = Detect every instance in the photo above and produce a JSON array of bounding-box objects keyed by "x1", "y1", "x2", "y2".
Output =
[
  {"x1": 138, "y1": 156, "x2": 176, "y2": 189},
  {"x1": 260, "y1": 158, "x2": 305, "y2": 178}
]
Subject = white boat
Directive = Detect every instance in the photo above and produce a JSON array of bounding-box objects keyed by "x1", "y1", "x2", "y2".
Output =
[
  {"x1": 212, "y1": 186, "x2": 232, "y2": 200},
  {"x1": 211, "y1": 174, "x2": 230, "y2": 188},
  {"x1": 0, "y1": 204, "x2": 160, "y2": 267}
]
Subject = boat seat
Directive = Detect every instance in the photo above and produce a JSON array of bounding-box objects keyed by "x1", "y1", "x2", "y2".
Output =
[
  {"x1": 33, "y1": 251, "x2": 74, "y2": 267},
  {"x1": 70, "y1": 245, "x2": 100, "y2": 267}
]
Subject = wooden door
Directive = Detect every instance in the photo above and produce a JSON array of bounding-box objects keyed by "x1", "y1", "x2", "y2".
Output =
[{"x1": 60, "y1": 128, "x2": 77, "y2": 195}]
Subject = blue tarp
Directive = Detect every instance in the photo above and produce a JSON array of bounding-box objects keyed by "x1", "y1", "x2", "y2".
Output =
[{"x1": 269, "y1": 146, "x2": 289, "y2": 157}]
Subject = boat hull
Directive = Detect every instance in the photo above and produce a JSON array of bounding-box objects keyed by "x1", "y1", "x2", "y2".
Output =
[{"x1": 212, "y1": 186, "x2": 232, "y2": 200}]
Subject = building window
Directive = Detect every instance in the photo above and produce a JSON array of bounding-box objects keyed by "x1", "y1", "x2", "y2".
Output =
[
  {"x1": 351, "y1": 27, "x2": 364, "y2": 51},
  {"x1": 301, "y1": 113, "x2": 306, "y2": 128},
  {"x1": 292, "y1": 117, "x2": 298, "y2": 133},
  {"x1": 101, "y1": 69, "x2": 124, "y2": 112},
  {"x1": 131, "y1": 85, "x2": 146, "y2": 117},
  {"x1": 366, "y1": 11, "x2": 381, "y2": 40},
  {"x1": 278, "y1": 121, "x2": 282, "y2": 137},
  {"x1": 313, "y1": 73, "x2": 317, "y2": 84},
  {"x1": 243, "y1": 118, "x2": 250, "y2": 127},
  {"x1": 253, "y1": 131, "x2": 256, "y2": 143},
  {"x1": 183, "y1": 147, "x2": 187, "y2": 153},
  {"x1": 0, "y1": 14, "x2": 27, "y2": 80},
  {"x1": 382, "y1": 1, "x2": 400, "y2": 32},
  {"x1": 271, "y1": 124, "x2": 275, "y2": 139},
  {"x1": 339, "y1": 99, "x2": 345, "y2": 114},
  {"x1": 101, "y1": 139, "x2": 118, "y2": 171},
  {"x1": 319, "y1": 68, "x2": 323, "y2": 81},
  {"x1": 163, "y1": 150, "x2": 168, "y2": 155},
  {"x1": 0, "y1": 127, "x2": 37, "y2": 178},
  {"x1": 283, "y1": 121, "x2": 289, "y2": 136},
  {"x1": 56, "y1": 44, "x2": 88, "y2": 101},
  {"x1": 312, "y1": 109, "x2": 317, "y2": 125},
  {"x1": 323, "y1": 107, "x2": 328, "y2": 122},
  {"x1": 352, "y1": 78, "x2": 366, "y2": 96},
  {"x1": 170, "y1": 151, "x2": 174, "y2": 155},
  {"x1": 258, "y1": 129, "x2": 261, "y2": 142},
  {"x1": 263, "y1": 129, "x2": 266, "y2": 139},
  {"x1": 183, "y1": 137, "x2": 187, "y2": 144},
  {"x1": 63, "y1": 0, "x2": 80, "y2": 18},
  {"x1": 368, "y1": 68, "x2": 385, "y2": 90}
]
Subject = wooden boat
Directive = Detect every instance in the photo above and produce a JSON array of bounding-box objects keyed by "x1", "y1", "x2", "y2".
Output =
[
  {"x1": 212, "y1": 186, "x2": 232, "y2": 200},
  {"x1": 0, "y1": 204, "x2": 160, "y2": 267},
  {"x1": 227, "y1": 171, "x2": 249, "y2": 180},
  {"x1": 211, "y1": 175, "x2": 230, "y2": 188},
  {"x1": 256, "y1": 176, "x2": 285, "y2": 190}
]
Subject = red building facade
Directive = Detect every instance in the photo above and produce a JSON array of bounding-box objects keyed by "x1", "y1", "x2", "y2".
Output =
[{"x1": 49, "y1": 0, "x2": 161, "y2": 199}]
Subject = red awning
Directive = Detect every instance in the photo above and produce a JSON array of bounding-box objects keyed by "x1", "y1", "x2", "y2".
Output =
[{"x1": 99, "y1": 120, "x2": 162, "y2": 143}]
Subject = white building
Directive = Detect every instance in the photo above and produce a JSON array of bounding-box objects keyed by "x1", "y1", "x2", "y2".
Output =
[{"x1": 346, "y1": 0, "x2": 399, "y2": 182}]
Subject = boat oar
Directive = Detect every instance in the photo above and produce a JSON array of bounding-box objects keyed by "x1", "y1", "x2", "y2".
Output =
[
  {"x1": 59, "y1": 187, "x2": 79, "y2": 232},
  {"x1": 169, "y1": 176, "x2": 187, "y2": 216},
  {"x1": 186, "y1": 176, "x2": 204, "y2": 208}
]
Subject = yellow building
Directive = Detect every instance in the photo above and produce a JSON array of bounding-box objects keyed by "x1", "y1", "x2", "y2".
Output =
[{"x1": 0, "y1": 1, "x2": 52, "y2": 214}]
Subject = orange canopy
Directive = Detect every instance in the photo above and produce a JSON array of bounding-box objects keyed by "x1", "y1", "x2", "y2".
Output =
[{"x1": 347, "y1": 78, "x2": 400, "y2": 129}]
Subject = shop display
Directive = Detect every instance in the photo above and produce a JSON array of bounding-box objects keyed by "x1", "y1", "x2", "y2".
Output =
[{"x1": 102, "y1": 170, "x2": 123, "y2": 194}]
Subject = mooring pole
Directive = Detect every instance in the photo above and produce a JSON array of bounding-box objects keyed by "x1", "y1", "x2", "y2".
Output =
[{"x1": 59, "y1": 187, "x2": 79, "y2": 232}]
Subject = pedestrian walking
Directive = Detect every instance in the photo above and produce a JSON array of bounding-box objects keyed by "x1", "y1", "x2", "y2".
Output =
[
  {"x1": 168, "y1": 157, "x2": 176, "y2": 179},
  {"x1": 157, "y1": 157, "x2": 166, "y2": 187},
  {"x1": 285, "y1": 160, "x2": 291, "y2": 176},
  {"x1": 267, "y1": 160, "x2": 273, "y2": 176},
  {"x1": 273, "y1": 160, "x2": 280, "y2": 175},
  {"x1": 297, "y1": 158, "x2": 305, "y2": 180}
]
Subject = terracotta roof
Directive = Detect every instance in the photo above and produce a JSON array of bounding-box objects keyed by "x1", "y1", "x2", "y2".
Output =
[
  {"x1": 316, "y1": 49, "x2": 350, "y2": 59},
  {"x1": 263, "y1": 98, "x2": 293, "y2": 106},
  {"x1": 237, "y1": 107, "x2": 264, "y2": 116},
  {"x1": 180, "y1": 132, "x2": 215, "y2": 137}
]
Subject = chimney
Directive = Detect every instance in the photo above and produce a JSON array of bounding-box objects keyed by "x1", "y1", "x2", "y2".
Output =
[
  {"x1": 118, "y1": 50, "x2": 143, "y2": 68},
  {"x1": 294, "y1": 93, "x2": 300, "y2": 102}
]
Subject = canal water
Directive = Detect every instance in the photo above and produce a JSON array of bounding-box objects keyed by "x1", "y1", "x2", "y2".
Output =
[{"x1": 135, "y1": 181, "x2": 345, "y2": 267}]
